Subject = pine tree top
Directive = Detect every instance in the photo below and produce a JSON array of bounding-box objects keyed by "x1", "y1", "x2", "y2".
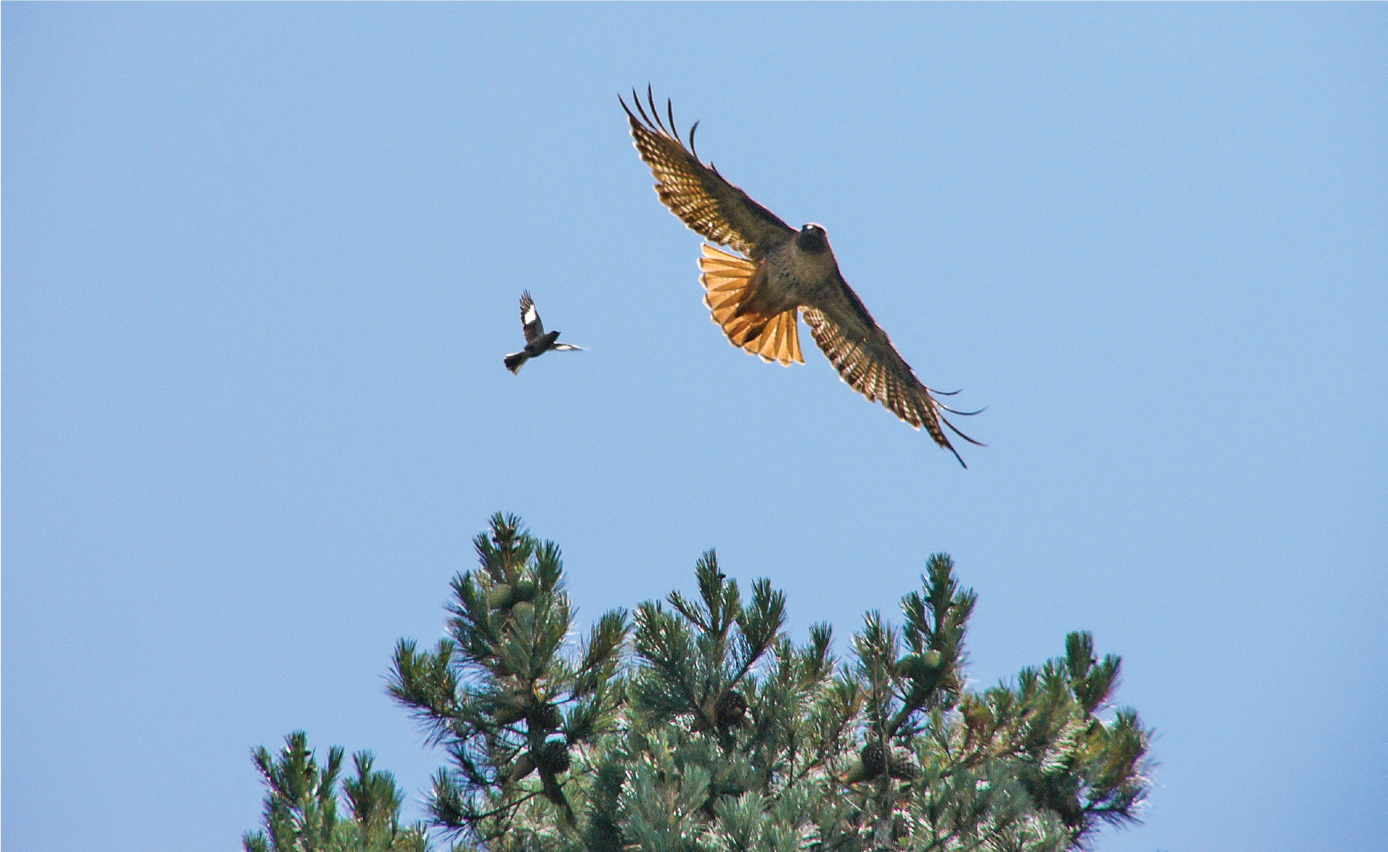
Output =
[{"x1": 376, "y1": 513, "x2": 1153, "y2": 852}]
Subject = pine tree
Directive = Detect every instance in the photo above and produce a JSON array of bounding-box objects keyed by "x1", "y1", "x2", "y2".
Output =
[
  {"x1": 388, "y1": 513, "x2": 630, "y2": 849},
  {"x1": 244, "y1": 731, "x2": 431, "y2": 852},
  {"x1": 385, "y1": 513, "x2": 1152, "y2": 852}
]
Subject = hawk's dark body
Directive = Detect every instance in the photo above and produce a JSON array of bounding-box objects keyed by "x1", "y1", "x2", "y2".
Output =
[{"x1": 621, "y1": 89, "x2": 981, "y2": 465}]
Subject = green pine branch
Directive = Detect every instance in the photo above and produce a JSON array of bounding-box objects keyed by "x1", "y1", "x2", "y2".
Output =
[
  {"x1": 251, "y1": 513, "x2": 1154, "y2": 852},
  {"x1": 244, "y1": 732, "x2": 429, "y2": 852}
]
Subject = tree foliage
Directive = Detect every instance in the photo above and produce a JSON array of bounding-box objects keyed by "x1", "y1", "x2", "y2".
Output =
[
  {"x1": 244, "y1": 731, "x2": 430, "y2": 852},
  {"x1": 377, "y1": 513, "x2": 1152, "y2": 852}
]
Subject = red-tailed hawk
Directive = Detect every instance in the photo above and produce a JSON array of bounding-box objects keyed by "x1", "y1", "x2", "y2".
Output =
[
  {"x1": 621, "y1": 88, "x2": 982, "y2": 466},
  {"x1": 504, "y1": 291, "x2": 585, "y2": 374}
]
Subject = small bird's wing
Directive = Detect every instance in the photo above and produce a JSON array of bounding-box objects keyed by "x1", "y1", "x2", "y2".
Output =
[
  {"x1": 552, "y1": 343, "x2": 585, "y2": 351},
  {"x1": 802, "y1": 277, "x2": 982, "y2": 467},
  {"x1": 622, "y1": 88, "x2": 796, "y2": 259},
  {"x1": 519, "y1": 290, "x2": 545, "y2": 344}
]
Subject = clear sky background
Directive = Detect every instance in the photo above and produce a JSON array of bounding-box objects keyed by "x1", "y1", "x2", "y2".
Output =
[{"x1": 4, "y1": 4, "x2": 1384, "y2": 851}]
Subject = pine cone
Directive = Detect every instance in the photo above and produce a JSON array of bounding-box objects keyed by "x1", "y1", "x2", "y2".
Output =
[
  {"x1": 487, "y1": 583, "x2": 514, "y2": 610},
  {"x1": 887, "y1": 752, "x2": 921, "y2": 780},
  {"x1": 493, "y1": 700, "x2": 527, "y2": 726},
  {"x1": 861, "y1": 742, "x2": 888, "y2": 779},
  {"x1": 506, "y1": 751, "x2": 537, "y2": 783},
  {"x1": 1056, "y1": 796, "x2": 1084, "y2": 829},
  {"x1": 512, "y1": 579, "x2": 538, "y2": 604},
  {"x1": 529, "y1": 702, "x2": 562, "y2": 732},
  {"x1": 716, "y1": 690, "x2": 748, "y2": 729},
  {"x1": 535, "y1": 738, "x2": 571, "y2": 775},
  {"x1": 896, "y1": 654, "x2": 922, "y2": 679}
]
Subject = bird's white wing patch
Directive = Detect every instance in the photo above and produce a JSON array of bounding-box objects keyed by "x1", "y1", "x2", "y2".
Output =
[{"x1": 519, "y1": 291, "x2": 545, "y2": 343}]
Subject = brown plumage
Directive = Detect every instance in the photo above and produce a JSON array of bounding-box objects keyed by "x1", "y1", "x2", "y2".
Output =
[{"x1": 622, "y1": 88, "x2": 982, "y2": 465}]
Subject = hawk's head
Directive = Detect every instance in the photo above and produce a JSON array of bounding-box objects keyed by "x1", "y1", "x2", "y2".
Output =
[{"x1": 795, "y1": 223, "x2": 829, "y2": 254}]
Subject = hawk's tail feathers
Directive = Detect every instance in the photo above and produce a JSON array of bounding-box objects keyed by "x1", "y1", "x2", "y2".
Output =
[
  {"x1": 698, "y1": 244, "x2": 803, "y2": 366},
  {"x1": 504, "y1": 351, "x2": 528, "y2": 374}
]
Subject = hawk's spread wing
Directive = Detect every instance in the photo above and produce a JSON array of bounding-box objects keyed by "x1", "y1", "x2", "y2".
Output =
[
  {"x1": 622, "y1": 88, "x2": 795, "y2": 259},
  {"x1": 519, "y1": 290, "x2": 544, "y2": 344},
  {"x1": 802, "y1": 279, "x2": 983, "y2": 467}
]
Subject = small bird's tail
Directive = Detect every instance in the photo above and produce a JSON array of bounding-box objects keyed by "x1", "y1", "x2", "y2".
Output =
[
  {"x1": 698, "y1": 244, "x2": 803, "y2": 366},
  {"x1": 503, "y1": 351, "x2": 528, "y2": 373}
]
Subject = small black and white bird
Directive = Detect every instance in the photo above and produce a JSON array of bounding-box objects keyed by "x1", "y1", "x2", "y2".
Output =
[{"x1": 503, "y1": 291, "x2": 585, "y2": 374}]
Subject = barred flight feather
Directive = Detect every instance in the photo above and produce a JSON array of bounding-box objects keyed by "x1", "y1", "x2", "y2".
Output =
[
  {"x1": 622, "y1": 88, "x2": 795, "y2": 259},
  {"x1": 804, "y1": 308, "x2": 968, "y2": 460},
  {"x1": 624, "y1": 89, "x2": 979, "y2": 464}
]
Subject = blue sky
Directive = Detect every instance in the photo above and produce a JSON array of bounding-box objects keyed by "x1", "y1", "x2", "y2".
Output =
[{"x1": 4, "y1": 4, "x2": 1384, "y2": 851}]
